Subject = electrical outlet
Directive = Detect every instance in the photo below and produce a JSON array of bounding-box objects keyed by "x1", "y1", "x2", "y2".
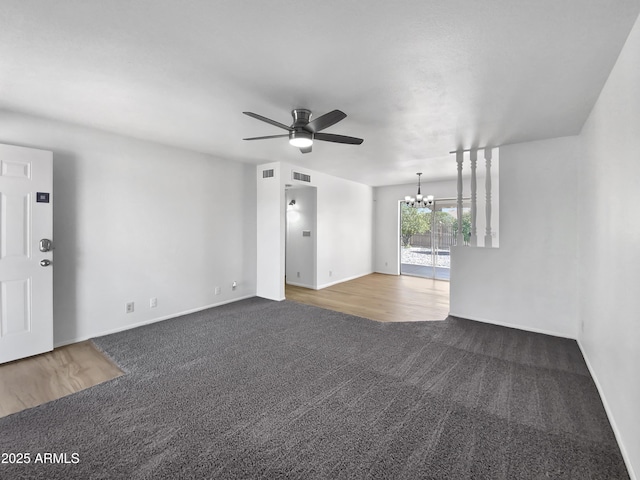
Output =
[
  {"x1": 150, "y1": 297, "x2": 157, "y2": 308},
  {"x1": 297, "y1": 272, "x2": 300, "y2": 278},
  {"x1": 215, "y1": 286, "x2": 221, "y2": 295},
  {"x1": 232, "y1": 281, "x2": 237, "y2": 290},
  {"x1": 125, "y1": 302, "x2": 134, "y2": 313},
  {"x1": 329, "y1": 270, "x2": 333, "y2": 277}
]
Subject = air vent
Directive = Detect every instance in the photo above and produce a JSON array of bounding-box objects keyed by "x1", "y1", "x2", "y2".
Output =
[
  {"x1": 292, "y1": 171, "x2": 311, "y2": 182},
  {"x1": 262, "y1": 169, "x2": 274, "y2": 178},
  {"x1": 302, "y1": 230, "x2": 311, "y2": 237}
]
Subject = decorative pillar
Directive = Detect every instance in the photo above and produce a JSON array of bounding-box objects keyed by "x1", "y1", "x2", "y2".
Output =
[
  {"x1": 456, "y1": 150, "x2": 464, "y2": 246},
  {"x1": 470, "y1": 149, "x2": 478, "y2": 246},
  {"x1": 484, "y1": 148, "x2": 493, "y2": 247}
]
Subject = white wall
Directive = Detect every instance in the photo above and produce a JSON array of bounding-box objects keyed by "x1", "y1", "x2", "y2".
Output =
[
  {"x1": 374, "y1": 179, "x2": 461, "y2": 275},
  {"x1": 313, "y1": 167, "x2": 373, "y2": 288},
  {"x1": 373, "y1": 161, "x2": 500, "y2": 276},
  {"x1": 256, "y1": 162, "x2": 285, "y2": 300},
  {"x1": 256, "y1": 161, "x2": 373, "y2": 296},
  {"x1": 450, "y1": 136, "x2": 580, "y2": 338},
  {"x1": 577, "y1": 12, "x2": 640, "y2": 478},
  {"x1": 0, "y1": 111, "x2": 256, "y2": 346},
  {"x1": 285, "y1": 186, "x2": 316, "y2": 289}
]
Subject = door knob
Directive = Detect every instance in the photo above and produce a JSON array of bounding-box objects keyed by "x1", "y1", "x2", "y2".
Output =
[{"x1": 40, "y1": 259, "x2": 52, "y2": 267}]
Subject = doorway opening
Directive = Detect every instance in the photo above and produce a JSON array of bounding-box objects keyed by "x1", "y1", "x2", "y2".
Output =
[
  {"x1": 285, "y1": 185, "x2": 317, "y2": 290},
  {"x1": 400, "y1": 200, "x2": 470, "y2": 281}
]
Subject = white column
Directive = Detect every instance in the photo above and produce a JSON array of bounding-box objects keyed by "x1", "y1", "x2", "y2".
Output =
[
  {"x1": 484, "y1": 148, "x2": 493, "y2": 248},
  {"x1": 470, "y1": 149, "x2": 478, "y2": 246},
  {"x1": 456, "y1": 150, "x2": 464, "y2": 246}
]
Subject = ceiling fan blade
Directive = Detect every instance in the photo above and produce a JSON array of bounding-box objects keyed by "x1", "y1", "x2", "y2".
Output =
[
  {"x1": 305, "y1": 109, "x2": 347, "y2": 133},
  {"x1": 243, "y1": 134, "x2": 290, "y2": 141},
  {"x1": 314, "y1": 132, "x2": 364, "y2": 145},
  {"x1": 243, "y1": 112, "x2": 291, "y2": 131},
  {"x1": 300, "y1": 146, "x2": 312, "y2": 154}
]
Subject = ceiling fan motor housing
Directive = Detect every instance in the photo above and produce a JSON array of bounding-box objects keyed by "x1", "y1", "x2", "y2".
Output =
[{"x1": 291, "y1": 109, "x2": 312, "y2": 127}]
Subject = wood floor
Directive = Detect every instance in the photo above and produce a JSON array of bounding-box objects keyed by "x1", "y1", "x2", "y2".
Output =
[
  {"x1": 286, "y1": 273, "x2": 450, "y2": 322},
  {"x1": 0, "y1": 341, "x2": 123, "y2": 419},
  {"x1": 0, "y1": 273, "x2": 447, "y2": 419}
]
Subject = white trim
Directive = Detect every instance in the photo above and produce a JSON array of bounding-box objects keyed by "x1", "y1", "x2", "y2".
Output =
[
  {"x1": 257, "y1": 295, "x2": 286, "y2": 302},
  {"x1": 447, "y1": 311, "x2": 575, "y2": 339},
  {"x1": 54, "y1": 295, "x2": 255, "y2": 348},
  {"x1": 577, "y1": 340, "x2": 637, "y2": 480},
  {"x1": 315, "y1": 271, "x2": 373, "y2": 290},
  {"x1": 284, "y1": 280, "x2": 315, "y2": 289}
]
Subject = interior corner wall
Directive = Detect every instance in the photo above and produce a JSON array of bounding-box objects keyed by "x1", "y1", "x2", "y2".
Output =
[
  {"x1": 577, "y1": 11, "x2": 640, "y2": 478},
  {"x1": 373, "y1": 179, "x2": 461, "y2": 275},
  {"x1": 0, "y1": 111, "x2": 257, "y2": 346},
  {"x1": 255, "y1": 159, "x2": 373, "y2": 298},
  {"x1": 373, "y1": 168, "x2": 500, "y2": 276},
  {"x1": 449, "y1": 136, "x2": 579, "y2": 338},
  {"x1": 256, "y1": 162, "x2": 373, "y2": 295},
  {"x1": 311, "y1": 167, "x2": 373, "y2": 289},
  {"x1": 256, "y1": 162, "x2": 285, "y2": 301}
]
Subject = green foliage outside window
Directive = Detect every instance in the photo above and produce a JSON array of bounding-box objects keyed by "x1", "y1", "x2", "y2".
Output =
[
  {"x1": 401, "y1": 204, "x2": 472, "y2": 246},
  {"x1": 400, "y1": 204, "x2": 428, "y2": 247}
]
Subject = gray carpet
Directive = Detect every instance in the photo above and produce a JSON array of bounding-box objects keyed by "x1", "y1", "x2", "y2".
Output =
[{"x1": 0, "y1": 298, "x2": 629, "y2": 479}]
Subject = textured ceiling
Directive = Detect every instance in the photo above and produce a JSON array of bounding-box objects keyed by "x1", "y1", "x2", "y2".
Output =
[{"x1": 1, "y1": 1, "x2": 639, "y2": 186}]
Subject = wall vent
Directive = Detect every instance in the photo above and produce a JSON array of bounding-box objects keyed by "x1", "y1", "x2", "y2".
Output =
[
  {"x1": 302, "y1": 230, "x2": 311, "y2": 237},
  {"x1": 262, "y1": 169, "x2": 275, "y2": 179},
  {"x1": 292, "y1": 171, "x2": 311, "y2": 183}
]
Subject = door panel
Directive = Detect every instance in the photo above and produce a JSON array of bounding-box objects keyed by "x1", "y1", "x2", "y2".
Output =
[
  {"x1": 1, "y1": 192, "x2": 30, "y2": 259},
  {"x1": 0, "y1": 144, "x2": 53, "y2": 364}
]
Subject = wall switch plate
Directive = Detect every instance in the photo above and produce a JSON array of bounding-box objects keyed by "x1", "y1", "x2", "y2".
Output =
[
  {"x1": 215, "y1": 286, "x2": 221, "y2": 295},
  {"x1": 150, "y1": 297, "x2": 157, "y2": 308},
  {"x1": 126, "y1": 302, "x2": 134, "y2": 313}
]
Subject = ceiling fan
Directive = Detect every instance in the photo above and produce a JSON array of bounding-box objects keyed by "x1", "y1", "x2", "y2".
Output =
[{"x1": 243, "y1": 108, "x2": 363, "y2": 154}]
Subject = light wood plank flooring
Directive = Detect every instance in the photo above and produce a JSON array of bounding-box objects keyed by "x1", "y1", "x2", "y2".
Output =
[
  {"x1": 0, "y1": 341, "x2": 123, "y2": 418},
  {"x1": 1, "y1": 273, "x2": 446, "y2": 419},
  {"x1": 286, "y1": 273, "x2": 450, "y2": 322}
]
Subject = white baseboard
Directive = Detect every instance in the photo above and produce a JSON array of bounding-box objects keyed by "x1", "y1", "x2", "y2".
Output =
[
  {"x1": 448, "y1": 311, "x2": 575, "y2": 339},
  {"x1": 577, "y1": 340, "x2": 637, "y2": 480},
  {"x1": 285, "y1": 280, "x2": 315, "y2": 289},
  {"x1": 316, "y1": 271, "x2": 373, "y2": 290},
  {"x1": 54, "y1": 294, "x2": 255, "y2": 348}
]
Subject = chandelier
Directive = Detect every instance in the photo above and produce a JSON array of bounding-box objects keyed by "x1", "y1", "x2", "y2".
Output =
[{"x1": 404, "y1": 172, "x2": 434, "y2": 208}]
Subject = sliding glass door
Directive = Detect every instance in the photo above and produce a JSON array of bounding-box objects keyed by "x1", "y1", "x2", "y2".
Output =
[{"x1": 400, "y1": 200, "x2": 469, "y2": 281}]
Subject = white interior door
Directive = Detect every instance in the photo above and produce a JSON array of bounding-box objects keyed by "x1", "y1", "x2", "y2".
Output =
[{"x1": 0, "y1": 143, "x2": 53, "y2": 364}]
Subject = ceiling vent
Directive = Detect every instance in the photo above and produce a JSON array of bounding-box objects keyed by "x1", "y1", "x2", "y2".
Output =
[
  {"x1": 262, "y1": 169, "x2": 275, "y2": 179},
  {"x1": 292, "y1": 171, "x2": 311, "y2": 183}
]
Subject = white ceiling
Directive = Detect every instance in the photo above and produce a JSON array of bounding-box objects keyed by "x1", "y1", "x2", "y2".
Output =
[{"x1": 1, "y1": 1, "x2": 639, "y2": 186}]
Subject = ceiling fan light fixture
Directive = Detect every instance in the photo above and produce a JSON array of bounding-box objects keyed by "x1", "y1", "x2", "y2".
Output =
[{"x1": 289, "y1": 130, "x2": 313, "y2": 148}]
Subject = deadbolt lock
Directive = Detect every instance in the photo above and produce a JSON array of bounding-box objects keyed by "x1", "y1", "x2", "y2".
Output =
[{"x1": 39, "y1": 239, "x2": 53, "y2": 252}]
